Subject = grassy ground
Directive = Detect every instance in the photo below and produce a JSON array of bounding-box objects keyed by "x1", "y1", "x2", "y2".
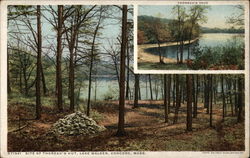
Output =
[
  {"x1": 138, "y1": 62, "x2": 190, "y2": 70},
  {"x1": 7, "y1": 99, "x2": 244, "y2": 151}
]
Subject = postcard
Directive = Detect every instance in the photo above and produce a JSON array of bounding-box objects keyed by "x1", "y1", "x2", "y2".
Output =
[{"x1": 0, "y1": 0, "x2": 249, "y2": 158}]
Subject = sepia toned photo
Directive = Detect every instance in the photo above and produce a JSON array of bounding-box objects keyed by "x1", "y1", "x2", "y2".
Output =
[{"x1": 137, "y1": 5, "x2": 245, "y2": 70}]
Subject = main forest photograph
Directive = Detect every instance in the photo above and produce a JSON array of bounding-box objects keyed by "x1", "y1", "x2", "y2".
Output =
[
  {"x1": 7, "y1": 5, "x2": 245, "y2": 152},
  {"x1": 137, "y1": 5, "x2": 245, "y2": 70}
]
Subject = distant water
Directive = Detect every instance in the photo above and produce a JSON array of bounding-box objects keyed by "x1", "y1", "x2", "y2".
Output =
[
  {"x1": 145, "y1": 33, "x2": 244, "y2": 60},
  {"x1": 80, "y1": 79, "x2": 164, "y2": 101}
]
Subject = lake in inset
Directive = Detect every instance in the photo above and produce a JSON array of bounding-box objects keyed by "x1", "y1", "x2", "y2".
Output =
[{"x1": 145, "y1": 33, "x2": 244, "y2": 60}]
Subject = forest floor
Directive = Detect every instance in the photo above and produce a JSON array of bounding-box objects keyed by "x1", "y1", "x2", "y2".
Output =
[{"x1": 7, "y1": 100, "x2": 244, "y2": 151}]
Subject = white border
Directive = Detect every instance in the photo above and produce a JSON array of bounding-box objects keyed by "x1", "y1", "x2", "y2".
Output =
[{"x1": 0, "y1": 1, "x2": 249, "y2": 158}]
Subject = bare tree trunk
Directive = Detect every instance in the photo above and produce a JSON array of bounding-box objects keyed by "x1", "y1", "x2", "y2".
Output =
[
  {"x1": 209, "y1": 75, "x2": 213, "y2": 127},
  {"x1": 138, "y1": 79, "x2": 141, "y2": 100},
  {"x1": 234, "y1": 79, "x2": 238, "y2": 115},
  {"x1": 69, "y1": 42, "x2": 75, "y2": 111},
  {"x1": 56, "y1": 5, "x2": 63, "y2": 112},
  {"x1": 35, "y1": 5, "x2": 42, "y2": 120},
  {"x1": 154, "y1": 79, "x2": 158, "y2": 100},
  {"x1": 149, "y1": 74, "x2": 153, "y2": 100},
  {"x1": 173, "y1": 75, "x2": 176, "y2": 107},
  {"x1": 193, "y1": 75, "x2": 199, "y2": 118},
  {"x1": 186, "y1": 75, "x2": 192, "y2": 131},
  {"x1": 125, "y1": 39, "x2": 130, "y2": 100},
  {"x1": 157, "y1": 42, "x2": 163, "y2": 63},
  {"x1": 133, "y1": 74, "x2": 139, "y2": 108},
  {"x1": 173, "y1": 75, "x2": 180, "y2": 124},
  {"x1": 237, "y1": 76, "x2": 243, "y2": 123},
  {"x1": 164, "y1": 74, "x2": 168, "y2": 123},
  {"x1": 227, "y1": 79, "x2": 234, "y2": 116},
  {"x1": 167, "y1": 75, "x2": 171, "y2": 114},
  {"x1": 204, "y1": 75, "x2": 210, "y2": 114},
  {"x1": 116, "y1": 5, "x2": 127, "y2": 136},
  {"x1": 87, "y1": 10, "x2": 102, "y2": 116},
  {"x1": 221, "y1": 75, "x2": 226, "y2": 121}
]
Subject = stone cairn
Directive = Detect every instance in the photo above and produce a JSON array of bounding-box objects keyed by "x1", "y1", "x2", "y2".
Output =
[{"x1": 49, "y1": 111, "x2": 106, "y2": 136}]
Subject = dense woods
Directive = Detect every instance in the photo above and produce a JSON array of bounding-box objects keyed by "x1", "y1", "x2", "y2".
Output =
[{"x1": 6, "y1": 4, "x2": 245, "y2": 152}]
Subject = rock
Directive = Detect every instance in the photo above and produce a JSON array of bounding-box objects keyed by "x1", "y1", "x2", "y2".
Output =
[{"x1": 49, "y1": 111, "x2": 105, "y2": 136}]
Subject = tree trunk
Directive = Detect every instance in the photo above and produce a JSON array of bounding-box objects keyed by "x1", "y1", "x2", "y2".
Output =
[
  {"x1": 154, "y1": 79, "x2": 158, "y2": 100},
  {"x1": 204, "y1": 75, "x2": 210, "y2": 114},
  {"x1": 209, "y1": 75, "x2": 213, "y2": 127},
  {"x1": 133, "y1": 74, "x2": 139, "y2": 108},
  {"x1": 56, "y1": 5, "x2": 63, "y2": 112},
  {"x1": 193, "y1": 75, "x2": 199, "y2": 118},
  {"x1": 237, "y1": 76, "x2": 243, "y2": 123},
  {"x1": 149, "y1": 74, "x2": 153, "y2": 100},
  {"x1": 192, "y1": 75, "x2": 197, "y2": 118},
  {"x1": 125, "y1": 38, "x2": 130, "y2": 100},
  {"x1": 69, "y1": 45, "x2": 75, "y2": 111},
  {"x1": 138, "y1": 79, "x2": 141, "y2": 100},
  {"x1": 167, "y1": 75, "x2": 171, "y2": 114},
  {"x1": 164, "y1": 74, "x2": 168, "y2": 123},
  {"x1": 116, "y1": 5, "x2": 127, "y2": 136},
  {"x1": 173, "y1": 75, "x2": 176, "y2": 107},
  {"x1": 227, "y1": 79, "x2": 234, "y2": 116},
  {"x1": 35, "y1": 5, "x2": 42, "y2": 120},
  {"x1": 234, "y1": 79, "x2": 238, "y2": 115},
  {"x1": 87, "y1": 11, "x2": 102, "y2": 116},
  {"x1": 221, "y1": 75, "x2": 226, "y2": 120},
  {"x1": 173, "y1": 75, "x2": 180, "y2": 124},
  {"x1": 186, "y1": 75, "x2": 192, "y2": 131}
]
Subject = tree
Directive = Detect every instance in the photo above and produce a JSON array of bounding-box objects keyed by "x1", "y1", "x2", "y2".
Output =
[
  {"x1": 173, "y1": 75, "x2": 181, "y2": 124},
  {"x1": 137, "y1": 30, "x2": 147, "y2": 44},
  {"x1": 144, "y1": 16, "x2": 170, "y2": 63},
  {"x1": 167, "y1": 75, "x2": 171, "y2": 114},
  {"x1": 133, "y1": 74, "x2": 139, "y2": 108},
  {"x1": 116, "y1": 5, "x2": 127, "y2": 136},
  {"x1": 125, "y1": 21, "x2": 133, "y2": 100},
  {"x1": 193, "y1": 75, "x2": 199, "y2": 118},
  {"x1": 36, "y1": 5, "x2": 42, "y2": 119},
  {"x1": 8, "y1": 6, "x2": 48, "y2": 97},
  {"x1": 237, "y1": 75, "x2": 243, "y2": 123},
  {"x1": 87, "y1": 7, "x2": 104, "y2": 116},
  {"x1": 148, "y1": 74, "x2": 153, "y2": 100},
  {"x1": 171, "y1": 5, "x2": 187, "y2": 64},
  {"x1": 187, "y1": 5, "x2": 209, "y2": 59},
  {"x1": 186, "y1": 74, "x2": 192, "y2": 131},
  {"x1": 209, "y1": 75, "x2": 213, "y2": 127},
  {"x1": 227, "y1": 5, "x2": 244, "y2": 29},
  {"x1": 221, "y1": 75, "x2": 226, "y2": 121},
  {"x1": 103, "y1": 39, "x2": 120, "y2": 85},
  {"x1": 204, "y1": 75, "x2": 210, "y2": 114},
  {"x1": 164, "y1": 74, "x2": 169, "y2": 123},
  {"x1": 56, "y1": 5, "x2": 63, "y2": 112},
  {"x1": 64, "y1": 5, "x2": 96, "y2": 111}
]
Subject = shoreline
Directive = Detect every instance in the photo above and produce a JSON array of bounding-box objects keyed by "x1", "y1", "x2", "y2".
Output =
[{"x1": 138, "y1": 38, "x2": 199, "y2": 64}]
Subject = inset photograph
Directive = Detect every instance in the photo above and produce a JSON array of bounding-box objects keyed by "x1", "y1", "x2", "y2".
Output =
[{"x1": 137, "y1": 5, "x2": 245, "y2": 70}]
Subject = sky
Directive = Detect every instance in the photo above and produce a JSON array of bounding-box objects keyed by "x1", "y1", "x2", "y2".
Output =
[
  {"x1": 8, "y1": 5, "x2": 133, "y2": 59},
  {"x1": 138, "y1": 5, "x2": 243, "y2": 29}
]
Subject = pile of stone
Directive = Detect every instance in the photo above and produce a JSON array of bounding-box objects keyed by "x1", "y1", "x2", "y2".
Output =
[{"x1": 49, "y1": 111, "x2": 106, "y2": 136}]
